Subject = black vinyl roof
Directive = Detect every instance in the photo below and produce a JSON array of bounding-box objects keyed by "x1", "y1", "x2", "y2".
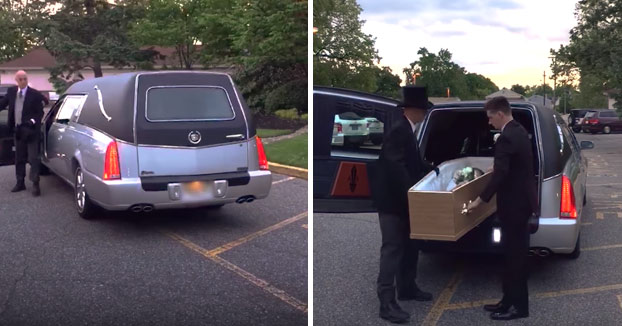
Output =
[{"x1": 66, "y1": 71, "x2": 252, "y2": 143}]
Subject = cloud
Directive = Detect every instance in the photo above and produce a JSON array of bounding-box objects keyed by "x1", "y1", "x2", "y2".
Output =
[{"x1": 358, "y1": 0, "x2": 577, "y2": 87}]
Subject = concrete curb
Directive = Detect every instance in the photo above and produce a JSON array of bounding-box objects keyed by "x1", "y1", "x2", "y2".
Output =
[{"x1": 269, "y1": 162, "x2": 308, "y2": 180}]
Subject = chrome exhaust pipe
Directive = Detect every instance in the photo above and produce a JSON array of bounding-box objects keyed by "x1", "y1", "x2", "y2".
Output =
[
  {"x1": 246, "y1": 196, "x2": 255, "y2": 203},
  {"x1": 142, "y1": 205, "x2": 154, "y2": 213},
  {"x1": 538, "y1": 249, "x2": 551, "y2": 257},
  {"x1": 236, "y1": 197, "x2": 247, "y2": 204},
  {"x1": 131, "y1": 205, "x2": 143, "y2": 213},
  {"x1": 528, "y1": 249, "x2": 536, "y2": 257}
]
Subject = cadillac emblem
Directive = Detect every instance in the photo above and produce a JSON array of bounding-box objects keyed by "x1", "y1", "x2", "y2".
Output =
[{"x1": 188, "y1": 131, "x2": 201, "y2": 144}]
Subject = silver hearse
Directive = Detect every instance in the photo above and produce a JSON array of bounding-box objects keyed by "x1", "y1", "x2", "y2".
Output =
[
  {"x1": 314, "y1": 87, "x2": 595, "y2": 258},
  {"x1": 42, "y1": 71, "x2": 271, "y2": 219}
]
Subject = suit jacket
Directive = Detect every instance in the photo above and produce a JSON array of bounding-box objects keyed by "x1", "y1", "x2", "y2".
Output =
[
  {"x1": 373, "y1": 116, "x2": 433, "y2": 216},
  {"x1": 480, "y1": 120, "x2": 538, "y2": 224},
  {"x1": 0, "y1": 86, "x2": 48, "y2": 135}
]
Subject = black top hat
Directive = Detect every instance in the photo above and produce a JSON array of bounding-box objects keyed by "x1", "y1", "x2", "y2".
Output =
[{"x1": 397, "y1": 86, "x2": 432, "y2": 110}]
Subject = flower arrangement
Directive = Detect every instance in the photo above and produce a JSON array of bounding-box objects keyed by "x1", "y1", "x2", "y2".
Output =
[{"x1": 452, "y1": 166, "x2": 485, "y2": 187}]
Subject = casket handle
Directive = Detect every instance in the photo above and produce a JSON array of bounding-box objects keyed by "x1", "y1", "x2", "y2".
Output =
[{"x1": 461, "y1": 200, "x2": 472, "y2": 215}]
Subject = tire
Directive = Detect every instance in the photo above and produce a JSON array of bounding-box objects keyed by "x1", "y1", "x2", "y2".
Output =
[
  {"x1": 603, "y1": 126, "x2": 611, "y2": 134},
  {"x1": 572, "y1": 127, "x2": 581, "y2": 133},
  {"x1": 590, "y1": 130, "x2": 598, "y2": 134},
  {"x1": 566, "y1": 234, "x2": 581, "y2": 259},
  {"x1": 74, "y1": 166, "x2": 99, "y2": 219}
]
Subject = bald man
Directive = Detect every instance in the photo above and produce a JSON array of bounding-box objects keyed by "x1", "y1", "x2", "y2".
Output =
[{"x1": 0, "y1": 71, "x2": 49, "y2": 196}]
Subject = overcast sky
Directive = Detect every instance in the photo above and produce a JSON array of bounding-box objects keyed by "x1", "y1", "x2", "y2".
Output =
[{"x1": 358, "y1": 0, "x2": 578, "y2": 89}]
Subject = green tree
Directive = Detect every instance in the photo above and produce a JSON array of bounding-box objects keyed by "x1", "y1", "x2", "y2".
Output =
[
  {"x1": 373, "y1": 66, "x2": 401, "y2": 99},
  {"x1": 131, "y1": 0, "x2": 202, "y2": 69},
  {"x1": 313, "y1": 0, "x2": 380, "y2": 91},
  {"x1": 0, "y1": 2, "x2": 42, "y2": 63},
  {"x1": 32, "y1": 0, "x2": 154, "y2": 92},
  {"x1": 403, "y1": 48, "x2": 469, "y2": 98},
  {"x1": 227, "y1": 0, "x2": 307, "y2": 114},
  {"x1": 464, "y1": 73, "x2": 498, "y2": 100},
  {"x1": 551, "y1": 0, "x2": 622, "y2": 112},
  {"x1": 511, "y1": 84, "x2": 527, "y2": 95}
]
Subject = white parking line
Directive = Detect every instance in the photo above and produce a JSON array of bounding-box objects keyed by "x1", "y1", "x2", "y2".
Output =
[{"x1": 272, "y1": 177, "x2": 295, "y2": 185}]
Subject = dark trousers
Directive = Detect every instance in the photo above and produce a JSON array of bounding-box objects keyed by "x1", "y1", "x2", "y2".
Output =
[
  {"x1": 14, "y1": 125, "x2": 41, "y2": 184},
  {"x1": 377, "y1": 211, "x2": 420, "y2": 301},
  {"x1": 500, "y1": 220, "x2": 530, "y2": 313}
]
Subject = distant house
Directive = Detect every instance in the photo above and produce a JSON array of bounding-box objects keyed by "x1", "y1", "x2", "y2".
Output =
[
  {"x1": 527, "y1": 95, "x2": 554, "y2": 109},
  {"x1": 485, "y1": 88, "x2": 526, "y2": 101},
  {"x1": 429, "y1": 96, "x2": 461, "y2": 104},
  {"x1": 0, "y1": 47, "x2": 233, "y2": 97}
]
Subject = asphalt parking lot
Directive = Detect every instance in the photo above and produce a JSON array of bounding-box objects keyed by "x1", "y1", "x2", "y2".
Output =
[
  {"x1": 314, "y1": 132, "x2": 622, "y2": 325},
  {"x1": 0, "y1": 167, "x2": 307, "y2": 326}
]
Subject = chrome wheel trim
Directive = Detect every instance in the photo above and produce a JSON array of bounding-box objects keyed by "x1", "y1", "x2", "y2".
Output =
[{"x1": 76, "y1": 169, "x2": 86, "y2": 212}]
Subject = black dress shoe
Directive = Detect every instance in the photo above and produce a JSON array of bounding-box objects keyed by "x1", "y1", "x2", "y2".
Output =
[
  {"x1": 32, "y1": 183, "x2": 40, "y2": 197},
  {"x1": 490, "y1": 306, "x2": 528, "y2": 320},
  {"x1": 398, "y1": 286, "x2": 433, "y2": 302},
  {"x1": 11, "y1": 182, "x2": 26, "y2": 192},
  {"x1": 484, "y1": 301, "x2": 510, "y2": 313},
  {"x1": 379, "y1": 301, "x2": 410, "y2": 324}
]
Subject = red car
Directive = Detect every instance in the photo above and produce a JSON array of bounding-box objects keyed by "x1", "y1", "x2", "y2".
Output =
[{"x1": 581, "y1": 109, "x2": 622, "y2": 134}]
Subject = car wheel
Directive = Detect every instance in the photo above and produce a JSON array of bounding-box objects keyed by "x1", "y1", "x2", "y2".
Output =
[
  {"x1": 75, "y1": 166, "x2": 99, "y2": 219},
  {"x1": 590, "y1": 130, "x2": 598, "y2": 134},
  {"x1": 566, "y1": 234, "x2": 581, "y2": 259},
  {"x1": 572, "y1": 127, "x2": 581, "y2": 133},
  {"x1": 603, "y1": 126, "x2": 611, "y2": 134}
]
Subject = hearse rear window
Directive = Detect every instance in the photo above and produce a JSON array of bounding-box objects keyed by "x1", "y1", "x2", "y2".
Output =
[{"x1": 146, "y1": 87, "x2": 234, "y2": 121}]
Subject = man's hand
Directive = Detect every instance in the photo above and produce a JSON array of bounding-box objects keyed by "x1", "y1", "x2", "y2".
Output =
[{"x1": 467, "y1": 197, "x2": 483, "y2": 212}]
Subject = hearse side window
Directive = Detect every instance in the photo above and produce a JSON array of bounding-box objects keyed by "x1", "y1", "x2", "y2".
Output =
[
  {"x1": 146, "y1": 87, "x2": 234, "y2": 121},
  {"x1": 55, "y1": 95, "x2": 87, "y2": 123}
]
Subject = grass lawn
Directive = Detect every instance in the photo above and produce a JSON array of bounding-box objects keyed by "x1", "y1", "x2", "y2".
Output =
[
  {"x1": 264, "y1": 133, "x2": 307, "y2": 168},
  {"x1": 257, "y1": 128, "x2": 293, "y2": 138}
]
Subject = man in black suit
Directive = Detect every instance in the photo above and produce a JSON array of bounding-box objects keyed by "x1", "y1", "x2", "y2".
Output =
[
  {"x1": 467, "y1": 96, "x2": 538, "y2": 320},
  {"x1": 373, "y1": 86, "x2": 437, "y2": 324},
  {"x1": 0, "y1": 70, "x2": 49, "y2": 196}
]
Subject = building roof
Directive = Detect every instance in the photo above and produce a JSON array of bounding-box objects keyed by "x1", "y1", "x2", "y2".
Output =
[
  {"x1": 429, "y1": 97, "x2": 461, "y2": 104},
  {"x1": 485, "y1": 87, "x2": 526, "y2": 100},
  {"x1": 0, "y1": 46, "x2": 197, "y2": 69}
]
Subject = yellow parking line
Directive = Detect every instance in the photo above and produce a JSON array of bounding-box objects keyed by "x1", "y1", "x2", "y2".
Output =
[
  {"x1": 162, "y1": 230, "x2": 307, "y2": 313},
  {"x1": 446, "y1": 284, "x2": 622, "y2": 311},
  {"x1": 272, "y1": 177, "x2": 295, "y2": 185},
  {"x1": 617, "y1": 295, "x2": 622, "y2": 311},
  {"x1": 584, "y1": 244, "x2": 622, "y2": 251},
  {"x1": 302, "y1": 224, "x2": 308, "y2": 229},
  {"x1": 422, "y1": 267, "x2": 464, "y2": 326},
  {"x1": 581, "y1": 222, "x2": 593, "y2": 226},
  {"x1": 208, "y1": 211, "x2": 307, "y2": 256},
  {"x1": 618, "y1": 212, "x2": 622, "y2": 218},
  {"x1": 597, "y1": 212, "x2": 604, "y2": 219}
]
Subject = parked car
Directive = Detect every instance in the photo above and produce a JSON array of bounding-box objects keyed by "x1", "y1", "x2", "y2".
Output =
[
  {"x1": 581, "y1": 109, "x2": 622, "y2": 134},
  {"x1": 39, "y1": 71, "x2": 272, "y2": 219},
  {"x1": 334, "y1": 111, "x2": 369, "y2": 147},
  {"x1": 314, "y1": 86, "x2": 594, "y2": 258},
  {"x1": 332, "y1": 121, "x2": 344, "y2": 146},
  {"x1": 365, "y1": 117, "x2": 384, "y2": 145},
  {"x1": 568, "y1": 109, "x2": 591, "y2": 132}
]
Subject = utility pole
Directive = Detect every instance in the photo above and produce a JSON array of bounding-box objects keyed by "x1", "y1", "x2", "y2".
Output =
[
  {"x1": 549, "y1": 55, "x2": 558, "y2": 112},
  {"x1": 543, "y1": 71, "x2": 546, "y2": 106}
]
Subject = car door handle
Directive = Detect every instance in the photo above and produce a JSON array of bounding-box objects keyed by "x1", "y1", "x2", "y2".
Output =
[{"x1": 226, "y1": 134, "x2": 245, "y2": 140}]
